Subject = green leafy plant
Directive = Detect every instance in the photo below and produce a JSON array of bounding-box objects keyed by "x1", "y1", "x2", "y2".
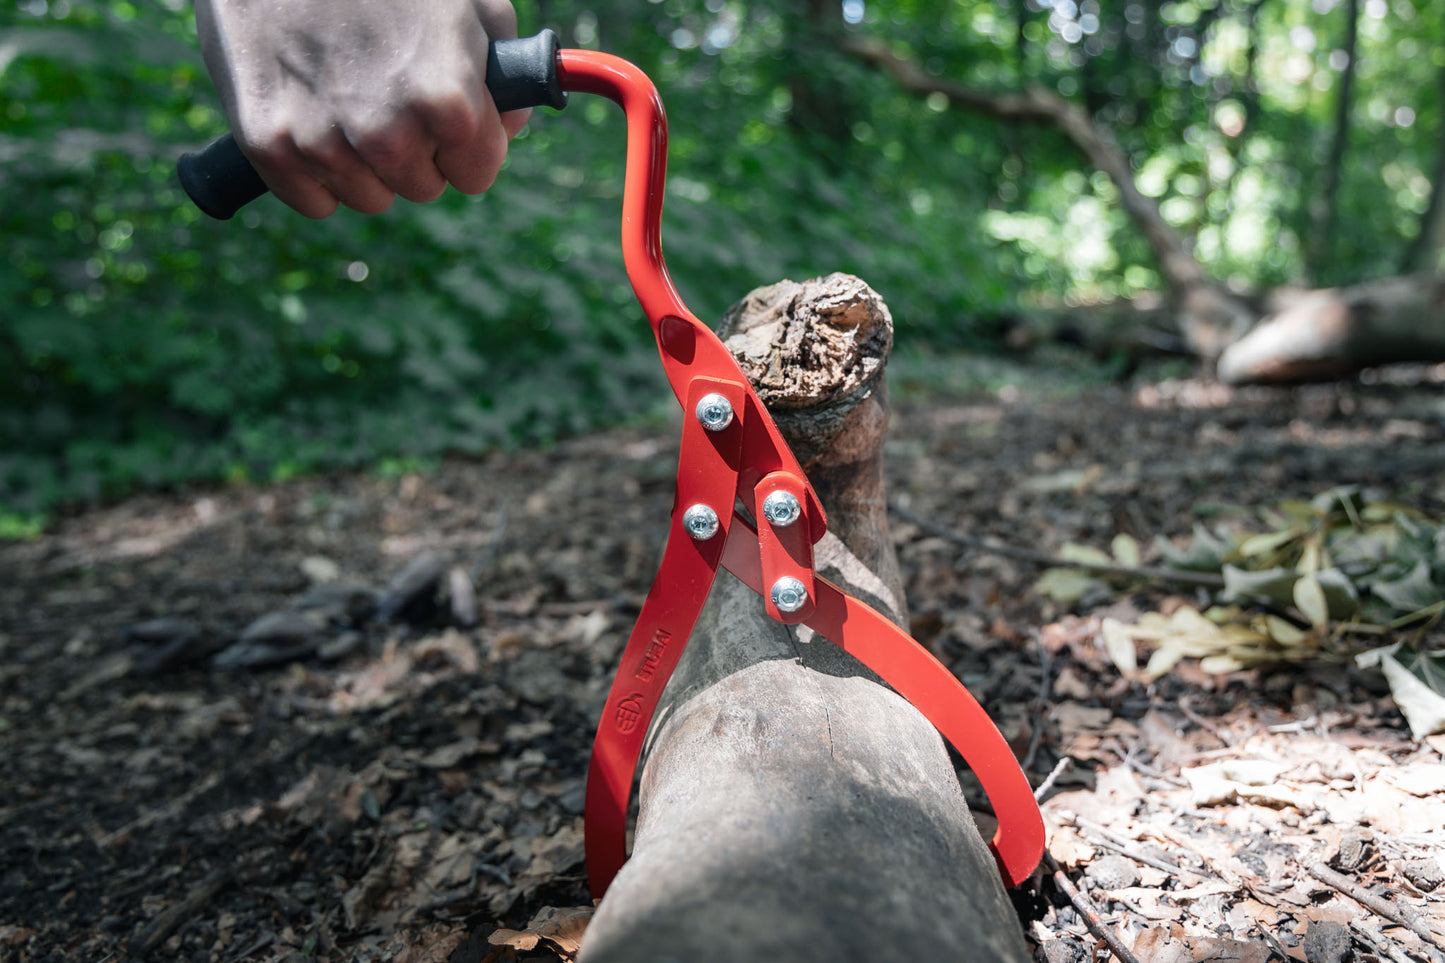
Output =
[{"x1": 1040, "y1": 487, "x2": 1445, "y2": 735}]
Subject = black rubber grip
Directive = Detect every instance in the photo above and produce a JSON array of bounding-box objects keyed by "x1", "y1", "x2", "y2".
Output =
[{"x1": 178, "y1": 28, "x2": 567, "y2": 220}]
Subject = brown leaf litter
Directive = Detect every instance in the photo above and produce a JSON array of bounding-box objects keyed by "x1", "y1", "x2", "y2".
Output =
[{"x1": 1, "y1": 372, "x2": 1443, "y2": 961}]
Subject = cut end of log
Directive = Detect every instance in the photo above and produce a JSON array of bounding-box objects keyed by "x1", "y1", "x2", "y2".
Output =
[{"x1": 718, "y1": 272, "x2": 893, "y2": 463}]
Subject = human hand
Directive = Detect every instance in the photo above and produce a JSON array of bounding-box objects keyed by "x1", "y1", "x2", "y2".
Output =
[{"x1": 194, "y1": 0, "x2": 529, "y2": 218}]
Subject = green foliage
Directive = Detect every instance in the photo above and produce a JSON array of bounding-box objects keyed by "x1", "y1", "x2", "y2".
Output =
[
  {"x1": 1152, "y1": 487, "x2": 1445, "y2": 627},
  {"x1": 0, "y1": 0, "x2": 1023, "y2": 517},
  {"x1": 1042, "y1": 487, "x2": 1445, "y2": 732},
  {"x1": 3, "y1": 0, "x2": 1442, "y2": 519}
]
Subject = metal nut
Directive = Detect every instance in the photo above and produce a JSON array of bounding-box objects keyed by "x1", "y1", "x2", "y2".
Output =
[
  {"x1": 770, "y1": 577, "x2": 808, "y2": 614},
  {"x1": 682, "y1": 504, "x2": 720, "y2": 541},
  {"x1": 761, "y1": 490, "x2": 802, "y2": 528},
  {"x1": 695, "y1": 393, "x2": 734, "y2": 432}
]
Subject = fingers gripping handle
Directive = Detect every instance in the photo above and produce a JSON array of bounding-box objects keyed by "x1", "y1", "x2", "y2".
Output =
[{"x1": 178, "y1": 28, "x2": 567, "y2": 220}]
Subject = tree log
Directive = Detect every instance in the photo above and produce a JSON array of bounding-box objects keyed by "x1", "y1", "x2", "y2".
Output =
[
  {"x1": 579, "y1": 274, "x2": 1030, "y2": 963},
  {"x1": 1216, "y1": 274, "x2": 1445, "y2": 384}
]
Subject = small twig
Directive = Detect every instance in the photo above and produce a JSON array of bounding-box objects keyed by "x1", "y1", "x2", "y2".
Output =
[
  {"x1": 1043, "y1": 851, "x2": 1145, "y2": 963},
  {"x1": 100, "y1": 772, "x2": 223, "y2": 849},
  {"x1": 1177, "y1": 697, "x2": 1237, "y2": 747},
  {"x1": 1256, "y1": 924, "x2": 1291, "y2": 962},
  {"x1": 1307, "y1": 862, "x2": 1445, "y2": 951},
  {"x1": 1106, "y1": 742, "x2": 1187, "y2": 787},
  {"x1": 890, "y1": 503, "x2": 1227, "y2": 589},
  {"x1": 128, "y1": 865, "x2": 234, "y2": 957},
  {"x1": 1034, "y1": 756, "x2": 1073, "y2": 801},
  {"x1": 1348, "y1": 918, "x2": 1416, "y2": 963},
  {"x1": 1023, "y1": 642, "x2": 1053, "y2": 772},
  {"x1": 223, "y1": 931, "x2": 276, "y2": 963},
  {"x1": 1060, "y1": 813, "x2": 1209, "y2": 882}
]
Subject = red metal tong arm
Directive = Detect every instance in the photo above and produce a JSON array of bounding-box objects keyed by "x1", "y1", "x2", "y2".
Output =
[{"x1": 556, "y1": 49, "x2": 1044, "y2": 892}]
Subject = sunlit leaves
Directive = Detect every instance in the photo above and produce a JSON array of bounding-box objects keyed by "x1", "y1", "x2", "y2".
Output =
[{"x1": 1066, "y1": 488, "x2": 1445, "y2": 733}]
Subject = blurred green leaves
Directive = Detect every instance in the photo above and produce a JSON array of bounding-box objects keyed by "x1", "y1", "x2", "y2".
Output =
[{"x1": 2, "y1": 0, "x2": 1442, "y2": 519}]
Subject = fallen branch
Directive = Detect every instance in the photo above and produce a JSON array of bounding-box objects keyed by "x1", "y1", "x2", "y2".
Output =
[
  {"x1": 1217, "y1": 275, "x2": 1445, "y2": 384},
  {"x1": 580, "y1": 276, "x2": 1030, "y2": 962},
  {"x1": 1307, "y1": 862, "x2": 1445, "y2": 952}
]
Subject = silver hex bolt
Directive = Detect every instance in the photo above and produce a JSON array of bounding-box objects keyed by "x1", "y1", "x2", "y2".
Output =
[
  {"x1": 682, "y1": 504, "x2": 720, "y2": 541},
  {"x1": 770, "y1": 577, "x2": 809, "y2": 614},
  {"x1": 695, "y1": 392, "x2": 734, "y2": 432},
  {"x1": 761, "y1": 490, "x2": 802, "y2": 528}
]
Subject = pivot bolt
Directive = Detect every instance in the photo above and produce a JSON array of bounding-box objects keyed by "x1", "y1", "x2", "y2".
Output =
[
  {"x1": 682, "y1": 504, "x2": 720, "y2": 541},
  {"x1": 770, "y1": 577, "x2": 809, "y2": 614},
  {"x1": 695, "y1": 393, "x2": 734, "y2": 432},
  {"x1": 761, "y1": 490, "x2": 802, "y2": 528}
]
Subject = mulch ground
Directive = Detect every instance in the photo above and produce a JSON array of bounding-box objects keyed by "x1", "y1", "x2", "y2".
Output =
[{"x1": 2, "y1": 366, "x2": 1443, "y2": 962}]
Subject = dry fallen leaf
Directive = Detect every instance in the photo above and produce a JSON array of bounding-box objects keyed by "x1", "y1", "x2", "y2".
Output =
[
  {"x1": 1182, "y1": 760, "x2": 1304, "y2": 808},
  {"x1": 1382, "y1": 762, "x2": 1445, "y2": 797},
  {"x1": 1045, "y1": 817, "x2": 1096, "y2": 866},
  {"x1": 1134, "y1": 926, "x2": 1192, "y2": 963},
  {"x1": 389, "y1": 923, "x2": 471, "y2": 963},
  {"x1": 1183, "y1": 937, "x2": 1271, "y2": 963},
  {"x1": 488, "y1": 906, "x2": 594, "y2": 961},
  {"x1": 1102, "y1": 617, "x2": 1140, "y2": 675}
]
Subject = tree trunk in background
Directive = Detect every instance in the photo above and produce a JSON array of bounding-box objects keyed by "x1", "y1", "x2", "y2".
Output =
[
  {"x1": 1306, "y1": 0, "x2": 1360, "y2": 280},
  {"x1": 1402, "y1": 63, "x2": 1445, "y2": 276},
  {"x1": 842, "y1": 31, "x2": 1445, "y2": 384},
  {"x1": 839, "y1": 34, "x2": 1256, "y2": 362},
  {"x1": 579, "y1": 274, "x2": 1029, "y2": 963},
  {"x1": 784, "y1": 0, "x2": 858, "y2": 152}
]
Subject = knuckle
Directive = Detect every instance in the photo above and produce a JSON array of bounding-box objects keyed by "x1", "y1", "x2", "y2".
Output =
[
  {"x1": 351, "y1": 124, "x2": 413, "y2": 171},
  {"x1": 420, "y1": 92, "x2": 483, "y2": 147},
  {"x1": 293, "y1": 133, "x2": 349, "y2": 171},
  {"x1": 301, "y1": 199, "x2": 340, "y2": 219},
  {"x1": 404, "y1": 180, "x2": 448, "y2": 204},
  {"x1": 237, "y1": 125, "x2": 294, "y2": 166}
]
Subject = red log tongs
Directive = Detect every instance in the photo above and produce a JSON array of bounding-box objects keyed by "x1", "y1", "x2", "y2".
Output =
[{"x1": 179, "y1": 28, "x2": 1045, "y2": 901}]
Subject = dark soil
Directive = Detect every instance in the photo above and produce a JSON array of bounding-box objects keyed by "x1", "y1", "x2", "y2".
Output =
[{"x1": 2, "y1": 367, "x2": 1443, "y2": 962}]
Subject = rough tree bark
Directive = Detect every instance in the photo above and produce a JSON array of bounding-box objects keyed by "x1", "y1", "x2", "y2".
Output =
[
  {"x1": 1401, "y1": 62, "x2": 1445, "y2": 276},
  {"x1": 839, "y1": 33, "x2": 1445, "y2": 383},
  {"x1": 579, "y1": 274, "x2": 1029, "y2": 963},
  {"x1": 1305, "y1": 0, "x2": 1360, "y2": 280}
]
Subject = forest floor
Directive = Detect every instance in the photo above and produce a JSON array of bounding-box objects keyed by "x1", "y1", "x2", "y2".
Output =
[{"x1": 2, "y1": 363, "x2": 1445, "y2": 963}]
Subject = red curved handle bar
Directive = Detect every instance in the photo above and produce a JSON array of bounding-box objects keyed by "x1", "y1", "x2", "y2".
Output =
[{"x1": 557, "y1": 51, "x2": 688, "y2": 331}]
